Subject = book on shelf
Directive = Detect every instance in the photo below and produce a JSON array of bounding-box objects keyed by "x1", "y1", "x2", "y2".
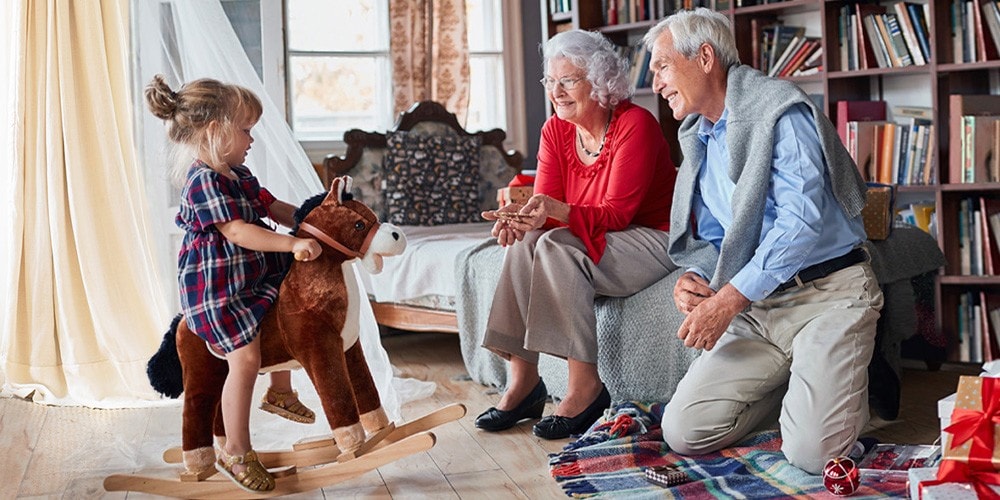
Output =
[
  {"x1": 856, "y1": 3, "x2": 887, "y2": 69},
  {"x1": 856, "y1": 443, "x2": 942, "y2": 482},
  {"x1": 864, "y1": 13, "x2": 892, "y2": 68},
  {"x1": 885, "y1": 13, "x2": 915, "y2": 66},
  {"x1": 768, "y1": 25, "x2": 805, "y2": 76},
  {"x1": 778, "y1": 39, "x2": 820, "y2": 77},
  {"x1": 948, "y1": 95, "x2": 1000, "y2": 184},
  {"x1": 897, "y1": 201, "x2": 936, "y2": 234},
  {"x1": 892, "y1": 2, "x2": 926, "y2": 65},
  {"x1": 837, "y1": 100, "x2": 886, "y2": 148},
  {"x1": 906, "y1": 2, "x2": 932, "y2": 62},
  {"x1": 984, "y1": 291, "x2": 1000, "y2": 361},
  {"x1": 961, "y1": 115, "x2": 1000, "y2": 183}
]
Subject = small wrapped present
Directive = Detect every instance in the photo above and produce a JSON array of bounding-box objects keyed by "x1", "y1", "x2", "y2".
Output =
[
  {"x1": 931, "y1": 375, "x2": 1000, "y2": 498},
  {"x1": 497, "y1": 173, "x2": 535, "y2": 208},
  {"x1": 497, "y1": 186, "x2": 533, "y2": 208}
]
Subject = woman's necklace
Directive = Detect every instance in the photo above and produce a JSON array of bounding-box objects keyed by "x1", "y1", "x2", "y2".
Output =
[{"x1": 577, "y1": 114, "x2": 611, "y2": 158}]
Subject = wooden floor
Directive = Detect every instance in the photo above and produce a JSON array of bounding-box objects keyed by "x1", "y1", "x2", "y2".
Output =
[{"x1": 0, "y1": 331, "x2": 980, "y2": 499}]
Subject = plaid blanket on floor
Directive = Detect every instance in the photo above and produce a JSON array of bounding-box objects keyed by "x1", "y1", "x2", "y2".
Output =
[{"x1": 549, "y1": 402, "x2": 908, "y2": 499}]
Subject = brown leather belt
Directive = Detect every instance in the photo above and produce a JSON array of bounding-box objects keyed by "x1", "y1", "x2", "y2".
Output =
[{"x1": 774, "y1": 247, "x2": 867, "y2": 293}]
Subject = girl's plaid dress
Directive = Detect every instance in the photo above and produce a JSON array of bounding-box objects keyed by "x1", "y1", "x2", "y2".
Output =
[{"x1": 176, "y1": 162, "x2": 290, "y2": 353}]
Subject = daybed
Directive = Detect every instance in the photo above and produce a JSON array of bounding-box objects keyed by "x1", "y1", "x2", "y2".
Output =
[
  {"x1": 321, "y1": 101, "x2": 945, "y2": 421},
  {"x1": 320, "y1": 101, "x2": 523, "y2": 334}
]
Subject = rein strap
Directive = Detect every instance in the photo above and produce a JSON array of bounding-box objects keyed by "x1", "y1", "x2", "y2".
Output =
[{"x1": 298, "y1": 221, "x2": 379, "y2": 259}]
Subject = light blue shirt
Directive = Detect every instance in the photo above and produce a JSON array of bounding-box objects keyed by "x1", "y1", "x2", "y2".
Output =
[{"x1": 693, "y1": 103, "x2": 867, "y2": 301}]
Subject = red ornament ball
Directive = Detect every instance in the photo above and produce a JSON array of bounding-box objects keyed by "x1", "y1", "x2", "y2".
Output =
[{"x1": 823, "y1": 456, "x2": 860, "y2": 496}]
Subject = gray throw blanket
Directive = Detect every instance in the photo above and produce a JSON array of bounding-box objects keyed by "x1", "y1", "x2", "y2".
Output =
[{"x1": 454, "y1": 238, "x2": 697, "y2": 400}]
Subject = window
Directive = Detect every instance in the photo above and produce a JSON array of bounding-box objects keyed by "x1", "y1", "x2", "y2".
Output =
[
  {"x1": 285, "y1": 0, "x2": 508, "y2": 143},
  {"x1": 285, "y1": 0, "x2": 392, "y2": 141},
  {"x1": 466, "y1": 0, "x2": 506, "y2": 134}
]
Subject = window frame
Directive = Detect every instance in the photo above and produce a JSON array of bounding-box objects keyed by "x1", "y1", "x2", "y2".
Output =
[{"x1": 285, "y1": 1, "x2": 527, "y2": 164}]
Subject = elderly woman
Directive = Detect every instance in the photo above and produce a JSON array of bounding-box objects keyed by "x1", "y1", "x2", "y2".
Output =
[{"x1": 476, "y1": 29, "x2": 678, "y2": 440}]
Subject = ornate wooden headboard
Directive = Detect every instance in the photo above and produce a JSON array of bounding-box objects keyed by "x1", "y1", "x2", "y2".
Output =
[{"x1": 319, "y1": 100, "x2": 524, "y2": 184}]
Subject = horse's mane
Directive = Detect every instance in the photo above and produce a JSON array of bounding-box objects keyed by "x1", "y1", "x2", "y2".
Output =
[{"x1": 291, "y1": 190, "x2": 355, "y2": 234}]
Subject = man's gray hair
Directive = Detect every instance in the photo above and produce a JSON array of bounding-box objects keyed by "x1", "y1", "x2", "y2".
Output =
[
  {"x1": 643, "y1": 8, "x2": 739, "y2": 68},
  {"x1": 542, "y1": 30, "x2": 633, "y2": 108}
]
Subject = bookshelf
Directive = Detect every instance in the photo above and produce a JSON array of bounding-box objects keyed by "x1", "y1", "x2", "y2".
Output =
[{"x1": 541, "y1": 0, "x2": 1000, "y2": 363}]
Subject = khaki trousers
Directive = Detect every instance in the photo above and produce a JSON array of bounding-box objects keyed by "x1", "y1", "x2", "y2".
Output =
[
  {"x1": 662, "y1": 261, "x2": 883, "y2": 475},
  {"x1": 482, "y1": 226, "x2": 675, "y2": 364}
]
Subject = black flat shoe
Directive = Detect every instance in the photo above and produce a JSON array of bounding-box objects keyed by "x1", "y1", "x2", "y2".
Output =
[
  {"x1": 532, "y1": 384, "x2": 611, "y2": 440},
  {"x1": 475, "y1": 379, "x2": 548, "y2": 432}
]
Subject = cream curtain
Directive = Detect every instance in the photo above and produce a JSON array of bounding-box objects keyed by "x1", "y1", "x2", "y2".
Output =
[
  {"x1": 0, "y1": 0, "x2": 171, "y2": 406},
  {"x1": 389, "y1": 0, "x2": 470, "y2": 123}
]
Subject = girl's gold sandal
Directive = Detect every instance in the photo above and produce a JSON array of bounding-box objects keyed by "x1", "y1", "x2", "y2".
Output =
[
  {"x1": 215, "y1": 448, "x2": 275, "y2": 493},
  {"x1": 260, "y1": 388, "x2": 316, "y2": 424}
]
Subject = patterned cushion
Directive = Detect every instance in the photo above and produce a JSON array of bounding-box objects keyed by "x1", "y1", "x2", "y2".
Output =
[{"x1": 383, "y1": 131, "x2": 482, "y2": 225}]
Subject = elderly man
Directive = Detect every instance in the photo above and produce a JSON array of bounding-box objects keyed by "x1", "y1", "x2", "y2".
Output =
[{"x1": 643, "y1": 8, "x2": 883, "y2": 474}]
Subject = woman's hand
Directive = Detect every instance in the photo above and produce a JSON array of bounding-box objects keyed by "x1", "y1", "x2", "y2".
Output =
[
  {"x1": 292, "y1": 238, "x2": 322, "y2": 261},
  {"x1": 482, "y1": 204, "x2": 527, "y2": 247}
]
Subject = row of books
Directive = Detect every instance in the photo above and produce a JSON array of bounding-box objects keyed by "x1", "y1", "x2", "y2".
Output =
[
  {"x1": 600, "y1": 0, "x2": 715, "y2": 26},
  {"x1": 549, "y1": 0, "x2": 573, "y2": 15},
  {"x1": 836, "y1": 101, "x2": 938, "y2": 185},
  {"x1": 956, "y1": 289, "x2": 1000, "y2": 363},
  {"x1": 615, "y1": 44, "x2": 654, "y2": 89},
  {"x1": 759, "y1": 25, "x2": 822, "y2": 77},
  {"x1": 846, "y1": 119, "x2": 936, "y2": 185},
  {"x1": 950, "y1": 0, "x2": 1000, "y2": 63},
  {"x1": 838, "y1": 2, "x2": 932, "y2": 71},
  {"x1": 957, "y1": 114, "x2": 1000, "y2": 183},
  {"x1": 948, "y1": 94, "x2": 1000, "y2": 183},
  {"x1": 956, "y1": 196, "x2": 1000, "y2": 276},
  {"x1": 896, "y1": 201, "x2": 936, "y2": 237}
]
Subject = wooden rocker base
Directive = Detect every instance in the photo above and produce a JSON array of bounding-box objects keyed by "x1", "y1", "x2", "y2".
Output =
[
  {"x1": 104, "y1": 432, "x2": 435, "y2": 499},
  {"x1": 161, "y1": 403, "x2": 466, "y2": 469}
]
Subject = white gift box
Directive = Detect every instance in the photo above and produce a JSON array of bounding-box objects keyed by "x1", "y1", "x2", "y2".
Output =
[{"x1": 937, "y1": 393, "x2": 955, "y2": 448}]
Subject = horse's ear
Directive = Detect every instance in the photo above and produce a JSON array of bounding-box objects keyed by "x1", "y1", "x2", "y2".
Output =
[{"x1": 326, "y1": 176, "x2": 353, "y2": 204}]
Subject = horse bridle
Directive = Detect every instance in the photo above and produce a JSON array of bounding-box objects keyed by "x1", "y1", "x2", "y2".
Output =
[{"x1": 297, "y1": 220, "x2": 380, "y2": 259}]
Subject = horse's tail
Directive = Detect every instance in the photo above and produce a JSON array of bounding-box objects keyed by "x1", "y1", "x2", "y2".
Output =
[{"x1": 147, "y1": 313, "x2": 184, "y2": 398}]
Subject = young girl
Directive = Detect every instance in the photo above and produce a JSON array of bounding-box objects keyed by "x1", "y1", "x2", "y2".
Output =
[{"x1": 145, "y1": 75, "x2": 320, "y2": 493}]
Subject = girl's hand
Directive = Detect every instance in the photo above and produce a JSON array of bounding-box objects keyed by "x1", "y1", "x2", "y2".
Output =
[{"x1": 292, "y1": 238, "x2": 322, "y2": 261}]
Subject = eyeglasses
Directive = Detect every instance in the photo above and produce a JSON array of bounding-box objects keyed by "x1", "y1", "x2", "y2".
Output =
[{"x1": 539, "y1": 76, "x2": 585, "y2": 91}]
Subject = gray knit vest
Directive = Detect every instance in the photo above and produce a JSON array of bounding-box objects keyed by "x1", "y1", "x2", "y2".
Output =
[{"x1": 667, "y1": 65, "x2": 867, "y2": 290}]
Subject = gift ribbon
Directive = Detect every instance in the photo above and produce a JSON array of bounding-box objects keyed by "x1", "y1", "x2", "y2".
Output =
[
  {"x1": 925, "y1": 379, "x2": 1000, "y2": 498},
  {"x1": 919, "y1": 459, "x2": 1000, "y2": 499},
  {"x1": 942, "y1": 379, "x2": 1000, "y2": 462},
  {"x1": 508, "y1": 173, "x2": 535, "y2": 187}
]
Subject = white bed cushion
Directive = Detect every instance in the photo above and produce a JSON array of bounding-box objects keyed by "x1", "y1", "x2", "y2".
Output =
[{"x1": 358, "y1": 222, "x2": 496, "y2": 304}]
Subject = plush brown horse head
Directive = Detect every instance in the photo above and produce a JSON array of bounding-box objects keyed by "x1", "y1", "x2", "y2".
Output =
[{"x1": 148, "y1": 175, "x2": 407, "y2": 475}]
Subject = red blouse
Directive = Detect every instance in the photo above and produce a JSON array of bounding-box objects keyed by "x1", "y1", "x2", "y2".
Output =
[{"x1": 535, "y1": 101, "x2": 676, "y2": 263}]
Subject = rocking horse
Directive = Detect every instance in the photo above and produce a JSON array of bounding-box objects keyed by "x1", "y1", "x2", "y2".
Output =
[{"x1": 105, "y1": 176, "x2": 466, "y2": 498}]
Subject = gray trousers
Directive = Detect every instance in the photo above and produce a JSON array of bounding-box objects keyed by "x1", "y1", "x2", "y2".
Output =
[
  {"x1": 482, "y1": 226, "x2": 675, "y2": 364},
  {"x1": 662, "y1": 261, "x2": 883, "y2": 474}
]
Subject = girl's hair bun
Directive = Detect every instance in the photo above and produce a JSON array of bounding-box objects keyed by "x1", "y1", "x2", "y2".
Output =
[{"x1": 145, "y1": 74, "x2": 178, "y2": 120}]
